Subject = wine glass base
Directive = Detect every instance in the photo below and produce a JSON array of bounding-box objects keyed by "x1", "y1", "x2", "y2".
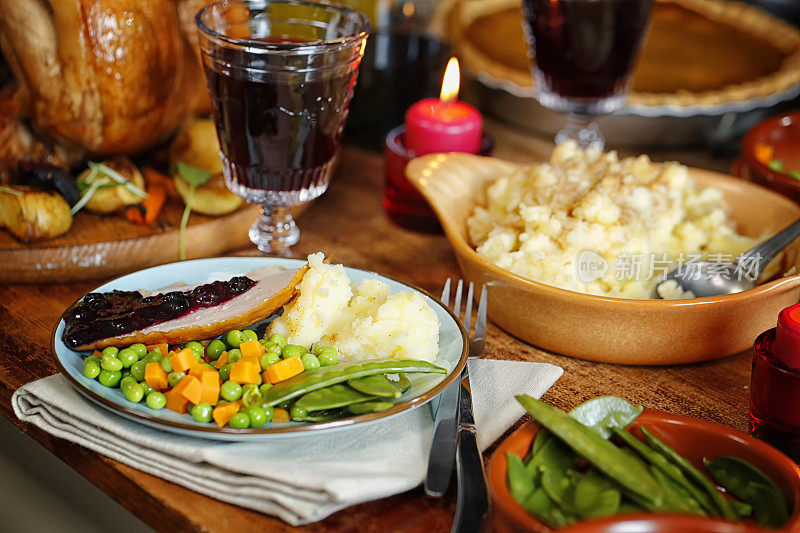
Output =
[
  {"x1": 556, "y1": 118, "x2": 605, "y2": 150},
  {"x1": 249, "y1": 207, "x2": 300, "y2": 255}
]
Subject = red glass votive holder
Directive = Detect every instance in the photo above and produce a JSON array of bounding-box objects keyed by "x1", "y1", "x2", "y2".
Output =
[
  {"x1": 750, "y1": 328, "x2": 800, "y2": 462},
  {"x1": 383, "y1": 125, "x2": 494, "y2": 233}
]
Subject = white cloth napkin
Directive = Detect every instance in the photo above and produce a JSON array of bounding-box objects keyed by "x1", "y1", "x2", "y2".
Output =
[{"x1": 12, "y1": 358, "x2": 562, "y2": 525}]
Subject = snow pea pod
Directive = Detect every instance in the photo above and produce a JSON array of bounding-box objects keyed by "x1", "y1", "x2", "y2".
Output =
[
  {"x1": 569, "y1": 396, "x2": 643, "y2": 439},
  {"x1": 264, "y1": 358, "x2": 447, "y2": 407},
  {"x1": 347, "y1": 373, "x2": 411, "y2": 398},
  {"x1": 294, "y1": 384, "x2": 377, "y2": 411},
  {"x1": 294, "y1": 409, "x2": 344, "y2": 422},
  {"x1": 704, "y1": 456, "x2": 788, "y2": 528},
  {"x1": 538, "y1": 439, "x2": 580, "y2": 509},
  {"x1": 573, "y1": 471, "x2": 621, "y2": 519},
  {"x1": 613, "y1": 427, "x2": 714, "y2": 515},
  {"x1": 516, "y1": 395, "x2": 670, "y2": 512},
  {"x1": 649, "y1": 465, "x2": 706, "y2": 516},
  {"x1": 507, "y1": 452, "x2": 535, "y2": 503},
  {"x1": 345, "y1": 400, "x2": 395, "y2": 415},
  {"x1": 639, "y1": 426, "x2": 738, "y2": 521},
  {"x1": 522, "y1": 488, "x2": 576, "y2": 528}
]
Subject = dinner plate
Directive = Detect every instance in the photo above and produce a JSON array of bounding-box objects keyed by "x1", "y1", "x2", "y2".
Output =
[{"x1": 52, "y1": 257, "x2": 468, "y2": 440}]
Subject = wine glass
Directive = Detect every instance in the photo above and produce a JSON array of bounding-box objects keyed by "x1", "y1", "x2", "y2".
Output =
[
  {"x1": 521, "y1": 0, "x2": 653, "y2": 149},
  {"x1": 196, "y1": 0, "x2": 369, "y2": 254}
]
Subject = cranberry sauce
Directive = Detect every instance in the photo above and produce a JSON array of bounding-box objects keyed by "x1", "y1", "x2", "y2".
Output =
[
  {"x1": 522, "y1": 0, "x2": 652, "y2": 99},
  {"x1": 204, "y1": 37, "x2": 359, "y2": 194},
  {"x1": 63, "y1": 276, "x2": 255, "y2": 349}
]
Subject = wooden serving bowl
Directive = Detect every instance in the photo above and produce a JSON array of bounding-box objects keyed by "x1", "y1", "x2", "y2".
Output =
[
  {"x1": 406, "y1": 153, "x2": 800, "y2": 365},
  {"x1": 488, "y1": 410, "x2": 800, "y2": 532}
]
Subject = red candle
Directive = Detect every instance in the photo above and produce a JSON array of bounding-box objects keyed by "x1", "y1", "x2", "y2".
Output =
[
  {"x1": 404, "y1": 57, "x2": 483, "y2": 156},
  {"x1": 775, "y1": 303, "x2": 800, "y2": 369}
]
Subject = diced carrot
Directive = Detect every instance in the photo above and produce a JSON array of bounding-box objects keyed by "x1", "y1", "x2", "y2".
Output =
[
  {"x1": 240, "y1": 355, "x2": 260, "y2": 368},
  {"x1": 263, "y1": 355, "x2": 304, "y2": 384},
  {"x1": 755, "y1": 143, "x2": 774, "y2": 165},
  {"x1": 230, "y1": 361, "x2": 260, "y2": 385},
  {"x1": 169, "y1": 348, "x2": 197, "y2": 373},
  {"x1": 188, "y1": 365, "x2": 205, "y2": 379},
  {"x1": 92, "y1": 350, "x2": 102, "y2": 357},
  {"x1": 214, "y1": 351, "x2": 229, "y2": 369},
  {"x1": 144, "y1": 362, "x2": 168, "y2": 390},
  {"x1": 213, "y1": 401, "x2": 241, "y2": 427},
  {"x1": 173, "y1": 375, "x2": 202, "y2": 405},
  {"x1": 239, "y1": 339, "x2": 265, "y2": 359},
  {"x1": 200, "y1": 369, "x2": 220, "y2": 405},
  {"x1": 272, "y1": 408, "x2": 290, "y2": 424},
  {"x1": 125, "y1": 203, "x2": 146, "y2": 225},
  {"x1": 147, "y1": 343, "x2": 168, "y2": 355},
  {"x1": 164, "y1": 389, "x2": 189, "y2": 414},
  {"x1": 199, "y1": 340, "x2": 211, "y2": 348}
]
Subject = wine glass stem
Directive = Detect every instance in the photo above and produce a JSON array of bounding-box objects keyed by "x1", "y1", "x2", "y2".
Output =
[
  {"x1": 555, "y1": 113, "x2": 605, "y2": 150},
  {"x1": 249, "y1": 205, "x2": 300, "y2": 255}
]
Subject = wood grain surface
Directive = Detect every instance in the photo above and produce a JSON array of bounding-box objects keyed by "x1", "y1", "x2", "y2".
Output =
[{"x1": 0, "y1": 121, "x2": 762, "y2": 532}]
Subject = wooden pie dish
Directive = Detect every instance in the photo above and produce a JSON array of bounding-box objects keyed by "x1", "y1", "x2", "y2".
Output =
[{"x1": 406, "y1": 153, "x2": 800, "y2": 365}]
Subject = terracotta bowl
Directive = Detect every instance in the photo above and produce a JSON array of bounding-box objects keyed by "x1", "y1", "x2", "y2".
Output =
[
  {"x1": 735, "y1": 111, "x2": 800, "y2": 204},
  {"x1": 406, "y1": 154, "x2": 800, "y2": 365},
  {"x1": 488, "y1": 410, "x2": 800, "y2": 533}
]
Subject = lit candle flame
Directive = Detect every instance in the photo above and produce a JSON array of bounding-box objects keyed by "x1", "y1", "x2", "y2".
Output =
[
  {"x1": 440, "y1": 57, "x2": 460, "y2": 103},
  {"x1": 402, "y1": 2, "x2": 415, "y2": 18}
]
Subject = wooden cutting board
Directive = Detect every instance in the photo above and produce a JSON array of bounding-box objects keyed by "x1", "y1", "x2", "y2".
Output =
[{"x1": 0, "y1": 201, "x2": 264, "y2": 284}]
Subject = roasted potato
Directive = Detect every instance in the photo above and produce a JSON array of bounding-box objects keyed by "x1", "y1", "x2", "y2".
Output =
[
  {"x1": 169, "y1": 118, "x2": 242, "y2": 216},
  {"x1": 78, "y1": 156, "x2": 145, "y2": 214},
  {"x1": 0, "y1": 185, "x2": 72, "y2": 242}
]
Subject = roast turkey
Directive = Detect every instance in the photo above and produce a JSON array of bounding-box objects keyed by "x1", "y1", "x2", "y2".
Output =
[{"x1": 0, "y1": 0, "x2": 213, "y2": 169}]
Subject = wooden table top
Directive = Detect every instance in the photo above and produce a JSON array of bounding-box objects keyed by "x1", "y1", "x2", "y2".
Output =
[{"x1": 0, "y1": 121, "x2": 755, "y2": 532}]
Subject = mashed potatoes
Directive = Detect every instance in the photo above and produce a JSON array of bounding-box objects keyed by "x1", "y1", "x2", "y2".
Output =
[
  {"x1": 467, "y1": 142, "x2": 760, "y2": 299},
  {"x1": 266, "y1": 253, "x2": 440, "y2": 362}
]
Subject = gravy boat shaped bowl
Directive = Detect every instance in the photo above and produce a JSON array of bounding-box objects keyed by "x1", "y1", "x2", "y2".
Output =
[{"x1": 406, "y1": 153, "x2": 800, "y2": 365}]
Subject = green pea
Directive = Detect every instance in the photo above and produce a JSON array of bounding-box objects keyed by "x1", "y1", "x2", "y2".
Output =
[
  {"x1": 118, "y1": 348, "x2": 138, "y2": 368},
  {"x1": 262, "y1": 405, "x2": 275, "y2": 423},
  {"x1": 301, "y1": 353, "x2": 321, "y2": 370},
  {"x1": 241, "y1": 384, "x2": 262, "y2": 408},
  {"x1": 259, "y1": 352, "x2": 281, "y2": 370},
  {"x1": 168, "y1": 371, "x2": 186, "y2": 388},
  {"x1": 130, "y1": 360, "x2": 147, "y2": 381},
  {"x1": 83, "y1": 359, "x2": 101, "y2": 379},
  {"x1": 185, "y1": 341, "x2": 204, "y2": 360},
  {"x1": 221, "y1": 380, "x2": 243, "y2": 401},
  {"x1": 98, "y1": 369, "x2": 122, "y2": 387},
  {"x1": 101, "y1": 346, "x2": 119, "y2": 358},
  {"x1": 121, "y1": 369, "x2": 132, "y2": 380},
  {"x1": 267, "y1": 333, "x2": 287, "y2": 347},
  {"x1": 259, "y1": 339, "x2": 269, "y2": 348},
  {"x1": 120, "y1": 376, "x2": 137, "y2": 389},
  {"x1": 101, "y1": 354, "x2": 123, "y2": 372},
  {"x1": 228, "y1": 412, "x2": 250, "y2": 429},
  {"x1": 316, "y1": 346, "x2": 338, "y2": 367},
  {"x1": 160, "y1": 357, "x2": 173, "y2": 373},
  {"x1": 84, "y1": 355, "x2": 101, "y2": 365},
  {"x1": 129, "y1": 343, "x2": 147, "y2": 360},
  {"x1": 227, "y1": 349, "x2": 242, "y2": 363},
  {"x1": 202, "y1": 363, "x2": 216, "y2": 371},
  {"x1": 264, "y1": 343, "x2": 282, "y2": 357},
  {"x1": 247, "y1": 406, "x2": 268, "y2": 428},
  {"x1": 122, "y1": 381, "x2": 144, "y2": 403},
  {"x1": 190, "y1": 403, "x2": 213, "y2": 423},
  {"x1": 206, "y1": 339, "x2": 226, "y2": 361},
  {"x1": 140, "y1": 381, "x2": 154, "y2": 396},
  {"x1": 143, "y1": 351, "x2": 162, "y2": 364},
  {"x1": 226, "y1": 330, "x2": 244, "y2": 348},
  {"x1": 146, "y1": 391, "x2": 166, "y2": 410},
  {"x1": 241, "y1": 329, "x2": 258, "y2": 342},
  {"x1": 281, "y1": 344, "x2": 307, "y2": 359},
  {"x1": 219, "y1": 363, "x2": 232, "y2": 381},
  {"x1": 290, "y1": 404, "x2": 307, "y2": 421}
]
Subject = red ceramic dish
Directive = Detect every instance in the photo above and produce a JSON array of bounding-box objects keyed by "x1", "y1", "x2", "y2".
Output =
[
  {"x1": 488, "y1": 409, "x2": 800, "y2": 533},
  {"x1": 736, "y1": 111, "x2": 800, "y2": 203}
]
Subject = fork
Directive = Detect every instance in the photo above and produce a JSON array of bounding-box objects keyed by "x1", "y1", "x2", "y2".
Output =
[{"x1": 425, "y1": 279, "x2": 489, "y2": 532}]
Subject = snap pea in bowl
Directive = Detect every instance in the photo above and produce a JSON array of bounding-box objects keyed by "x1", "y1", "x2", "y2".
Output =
[{"x1": 51, "y1": 257, "x2": 468, "y2": 441}]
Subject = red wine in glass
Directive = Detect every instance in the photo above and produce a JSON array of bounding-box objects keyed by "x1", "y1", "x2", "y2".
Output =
[{"x1": 521, "y1": 0, "x2": 652, "y2": 147}]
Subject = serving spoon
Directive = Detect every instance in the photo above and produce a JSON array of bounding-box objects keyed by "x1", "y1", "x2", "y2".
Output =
[{"x1": 655, "y1": 217, "x2": 800, "y2": 298}]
